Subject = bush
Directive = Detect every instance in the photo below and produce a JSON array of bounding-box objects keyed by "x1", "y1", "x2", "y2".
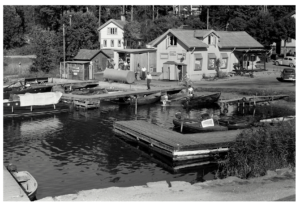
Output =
[{"x1": 217, "y1": 120, "x2": 295, "y2": 179}]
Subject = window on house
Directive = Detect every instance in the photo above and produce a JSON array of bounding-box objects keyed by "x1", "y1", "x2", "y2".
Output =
[
  {"x1": 195, "y1": 59, "x2": 203, "y2": 71},
  {"x1": 220, "y1": 53, "x2": 228, "y2": 69},
  {"x1": 103, "y1": 40, "x2": 107, "y2": 47},
  {"x1": 194, "y1": 53, "x2": 203, "y2": 71},
  {"x1": 208, "y1": 53, "x2": 216, "y2": 70},
  {"x1": 111, "y1": 40, "x2": 114, "y2": 47},
  {"x1": 160, "y1": 53, "x2": 168, "y2": 59},
  {"x1": 208, "y1": 35, "x2": 216, "y2": 46},
  {"x1": 208, "y1": 35, "x2": 211, "y2": 45},
  {"x1": 169, "y1": 36, "x2": 177, "y2": 46},
  {"x1": 107, "y1": 27, "x2": 117, "y2": 35},
  {"x1": 118, "y1": 40, "x2": 121, "y2": 47}
]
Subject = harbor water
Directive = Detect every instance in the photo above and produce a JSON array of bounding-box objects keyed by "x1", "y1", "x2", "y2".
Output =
[{"x1": 3, "y1": 100, "x2": 277, "y2": 199}]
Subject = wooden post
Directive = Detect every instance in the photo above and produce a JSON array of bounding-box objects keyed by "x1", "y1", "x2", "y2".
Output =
[
  {"x1": 53, "y1": 104, "x2": 56, "y2": 109},
  {"x1": 180, "y1": 120, "x2": 184, "y2": 133},
  {"x1": 12, "y1": 106, "x2": 13, "y2": 113},
  {"x1": 63, "y1": 24, "x2": 66, "y2": 79},
  {"x1": 30, "y1": 106, "x2": 32, "y2": 112},
  {"x1": 253, "y1": 108, "x2": 256, "y2": 117},
  {"x1": 99, "y1": 99, "x2": 101, "y2": 109},
  {"x1": 135, "y1": 97, "x2": 137, "y2": 114}
]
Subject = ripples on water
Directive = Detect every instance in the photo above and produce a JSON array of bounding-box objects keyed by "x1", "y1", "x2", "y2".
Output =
[{"x1": 3, "y1": 101, "x2": 280, "y2": 199}]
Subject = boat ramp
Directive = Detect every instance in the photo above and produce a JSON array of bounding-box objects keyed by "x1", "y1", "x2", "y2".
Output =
[{"x1": 113, "y1": 120, "x2": 241, "y2": 162}]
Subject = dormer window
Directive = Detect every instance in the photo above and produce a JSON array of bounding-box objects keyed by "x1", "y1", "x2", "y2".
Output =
[
  {"x1": 168, "y1": 36, "x2": 177, "y2": 46},
  {"x1": 208, "y1": 35, "x2": 216, "y2": 46}
]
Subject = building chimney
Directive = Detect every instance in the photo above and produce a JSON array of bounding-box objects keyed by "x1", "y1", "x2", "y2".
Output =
[{"x1": 121, "y1": 15, "x2": 126, "y2": 21}]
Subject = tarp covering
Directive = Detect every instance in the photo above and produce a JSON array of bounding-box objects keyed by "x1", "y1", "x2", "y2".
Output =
[{"x1": 19, "y1": 92, "x2": 62, "y2": 107}]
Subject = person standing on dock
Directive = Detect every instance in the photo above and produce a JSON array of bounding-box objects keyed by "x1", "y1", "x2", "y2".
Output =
[
  {"x1": 146, "y1": 72, "x2": 152, "y2": 90},
  {"x1": 141, "y1": 67, "x2": 147, "y2": 80}
]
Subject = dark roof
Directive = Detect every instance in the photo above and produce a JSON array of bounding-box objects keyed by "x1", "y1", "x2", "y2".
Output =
[
  {"x1": 148, "y1": 29, "x2": 208, "y2": 49},
  {"x1": 148, "y1": 29, "x2": 264, "y2": 49},
  {"x1": 97, "y1": 19, "x2": 128, "y2": 31},
  {"x1": 114, "y1": 48, "x2": 156, "y2": 54},
  {"x1": 73, "y1": 49, "x2": 101, "y2": 61},
  {"x1": 73, "y1": 49, "x2": 110, "y2": 61},
  {"x1": 66, "y1": 61, "x2": 91, "y2": 64},
  {"x1": 101, "y1": 49, "x2": 114, "y2": 58},
  {"x1": 218, "y1": 31, "x2": 264, "y2": 48}
]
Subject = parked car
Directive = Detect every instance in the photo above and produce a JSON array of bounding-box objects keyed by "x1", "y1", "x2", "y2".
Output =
[
  {"x1": 281, "y1": 68, "x2": 295, "y2": 81},
  {"x1": 274, "y1": 57, "x2": 296, "y2": 67}
]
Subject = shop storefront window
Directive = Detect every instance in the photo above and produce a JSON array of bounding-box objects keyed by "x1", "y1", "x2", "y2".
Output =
[
  {"x1": 195, "y1": 58, "x2": 202, "y2": 71},
  {"x1": 208, "y1": 58, "x2": 215, "y2": 70}
]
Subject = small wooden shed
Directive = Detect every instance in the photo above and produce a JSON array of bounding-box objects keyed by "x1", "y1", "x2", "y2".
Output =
[
  {"x1": 73, "y1": 49, "x2": 111, "y2": 73},
  {"x1": 65, "y1": 61, "x2": 91, "y2": 80}
]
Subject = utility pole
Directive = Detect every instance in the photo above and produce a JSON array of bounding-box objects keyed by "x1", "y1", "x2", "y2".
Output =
[
  {"x1": 131, "y1": 5, "x2": 133, "y2": 21},
  {"x1": 63, "y1": 24, "x2": 65, "y2": 79},
  {"x1": 99, "y1": 6, "x2": 101, "y2": 49},
  {"x1": 207, "y1": 8, "x2": 209, "y2": 30},
  {"x1": 69, "y1": 15, "x2": 72, "y2": 26},
  {"x1": 153, "y1": 5, "x2": 155, "y2": 21}
]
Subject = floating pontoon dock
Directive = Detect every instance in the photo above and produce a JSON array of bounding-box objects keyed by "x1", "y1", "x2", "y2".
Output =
[{"x1": 113, "y1": 120, "x2": 241, "y2": 161}]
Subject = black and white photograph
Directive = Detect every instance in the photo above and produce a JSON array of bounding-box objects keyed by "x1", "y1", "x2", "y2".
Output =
[{"x1": 2, "y1": 1, "x2": 296, "y2": 201}]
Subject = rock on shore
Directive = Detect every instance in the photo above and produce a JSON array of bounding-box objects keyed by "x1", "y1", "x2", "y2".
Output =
[{"x1": 39, "y1": 168, "x2": 295, "y2": 201}]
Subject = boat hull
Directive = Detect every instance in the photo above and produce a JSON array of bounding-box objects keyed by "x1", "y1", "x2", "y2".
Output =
[
  {"x1": 182, "y1": 92, "x2": 221, "y2": 108},
  {"x1": 173, "y1": 118, "x2": 228, "y2": 133},
  {"x1": 218, "y1": 119, "x2": 252, "y2": 130},
  {"x1": 3, "y1": 102, "x2": 70, "y2": 118}
]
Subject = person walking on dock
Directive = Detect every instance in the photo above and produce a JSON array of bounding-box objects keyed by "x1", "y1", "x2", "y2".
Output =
[{"x1": 146, "y1": 72, "x2": 152, "y2": 90}]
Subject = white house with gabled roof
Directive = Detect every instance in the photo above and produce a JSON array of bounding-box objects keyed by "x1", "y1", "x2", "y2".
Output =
[
  {"x1": 147, "y1": 29, "x2": 265, "y2": 81},
  {"x1": 97, "y1": 18, "x2": 128, "y2": 49}
]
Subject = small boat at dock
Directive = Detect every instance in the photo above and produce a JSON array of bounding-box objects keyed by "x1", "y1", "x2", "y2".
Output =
[
  {"x1": 173, "y1": 116, "x2": 228, "y2": 133},
  {"x1": 182, "y1": 92, "x2": 221, "y2": 108},
  {"x1": 218, "y1": 119, "x2": 253, "y2": 130},
  {"x1": 4, "y1": 81, "x2": 53, "y2": 99},
  {"x1": 129, "y1": 92, "x2": 161, "y2": 106},
  {"x1": 3, "y1": 92, "x2": 69, "y2": 118},
  {"x1": 6, "y1": 164, "x2": 38, "y2": 201}
]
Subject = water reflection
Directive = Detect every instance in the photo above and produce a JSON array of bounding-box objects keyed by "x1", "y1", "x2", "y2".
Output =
[{"x1": 3, "y1": 100, "x2": 294, "y2": 199}]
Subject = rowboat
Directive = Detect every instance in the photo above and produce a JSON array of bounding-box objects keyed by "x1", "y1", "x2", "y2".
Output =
[
  {"x1": 219, "y1": 94, "x2": 289, "y2": 105},
  {"x1": 130, "y1": 92, "x2": 161, "y2": 106},
  {"x1": 173, "y1": 117, "x2": 228, "y2": 133},
  {"x1": 182, "y1": 92, "x2": 221, "y2": 108},
  {"x1": 259, "y1": 116, "x2": 295, "y2": 123},
  {"x1": 218, "y1": 119, "x2": 253, "y2": 130},
  {"x1": 7, "y1": 164, "x2": 38, "y2": 201}
]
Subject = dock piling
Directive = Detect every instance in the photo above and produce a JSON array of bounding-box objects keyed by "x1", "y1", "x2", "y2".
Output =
[{"x1": 135, "y1": 97, "x2": 137, "y2": 114}]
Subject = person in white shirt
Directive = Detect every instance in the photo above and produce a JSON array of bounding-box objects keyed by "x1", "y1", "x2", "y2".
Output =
[
  {"x1": 187, "y1": 85, "x2": 194, "y2": 97},
  {"x1": 146, "y1": 72, "x2": 152, "y2": 90}
]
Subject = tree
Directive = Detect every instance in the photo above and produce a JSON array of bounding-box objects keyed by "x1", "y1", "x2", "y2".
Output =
[
  {"x1": 227, "y1": 17, "x2": 247, "y2": 31},
  {"x1": 274, "y1": 17, "x2": 296, "y2": 57},
  {"x1": 30, "y1": 26, "x2": 60, "y2": 73},
  {"x1": 3, "y1": 6, "x2": 25, "y2": 49},
  {"x1": 183, "y1": 15, "x2": 206, "y2": 29},
  {"x1": 245, "y1": 12, "x2": 275, "y2": 47},
  {"x1": 58, "y1": 11, "x2": 99, "y2": 61},
  {"x1": 124, "y1": 21, "x2": 143, "y2": 48}
]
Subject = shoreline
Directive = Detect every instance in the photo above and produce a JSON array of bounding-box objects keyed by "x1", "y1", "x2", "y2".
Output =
[{"x1": 39, "y1": 168, "x2": 295, "y2": 201}]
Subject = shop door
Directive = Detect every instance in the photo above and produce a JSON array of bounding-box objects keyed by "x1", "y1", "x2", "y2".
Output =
[
  {"x1": 182, "y1": 65, "x2": 187, "y2": 79},
  {"x1": 163, "y1": 64, "x2": 170, "y2": 80},
  {"x1": 170, "y1": 65, "x2": 177, "y2": 80},
  {"x1": 89, "y1": 65, "x2": 93, "y2": 80}
]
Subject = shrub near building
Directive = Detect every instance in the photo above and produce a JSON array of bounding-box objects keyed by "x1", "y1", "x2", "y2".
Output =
[{"x1": 217, "y1": 120, "x2": 295, "y2": 179}]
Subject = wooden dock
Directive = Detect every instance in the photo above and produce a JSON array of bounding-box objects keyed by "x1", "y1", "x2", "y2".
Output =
[
  {"x1": 113, "y1": 120, "x2": 241, "y2": 161},
  {"x1": 61, "y1": 86, "x2": 184, "y2": 102},
  {"x1": 3, "y1": 166, "x2": 30, "y2": 201}
]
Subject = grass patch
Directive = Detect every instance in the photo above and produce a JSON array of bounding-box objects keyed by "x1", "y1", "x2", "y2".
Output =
[
  {"x1": 3, "y1": 57, "x2": 34, "y2": 75},
  {"x1": 216, "y1": 120, "x2": 295, "y2": 179},
  {"x1": 195, "y1": 87, "x2": 295, "y2": 102}
]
